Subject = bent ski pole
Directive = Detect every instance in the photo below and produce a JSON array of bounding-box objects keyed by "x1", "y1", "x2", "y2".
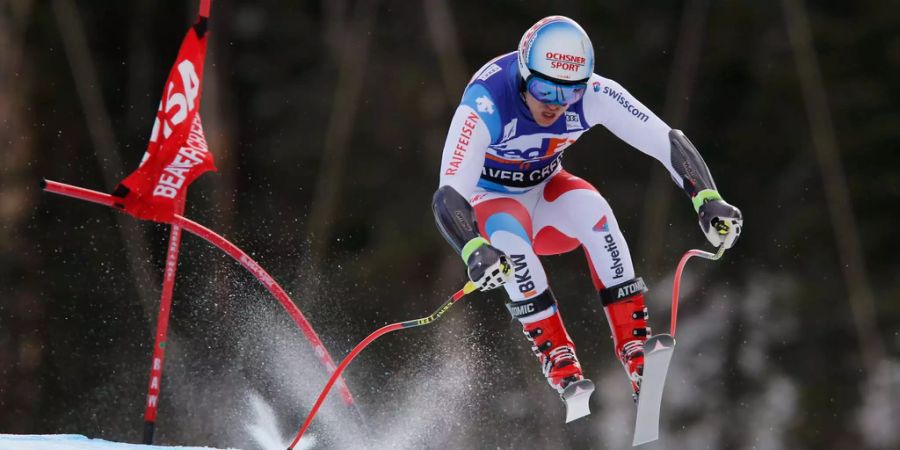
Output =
[
  {"x1": 670, "y1": 244, "x2": 726, "y2": 337},
  {"x1": 633, "y1": 244, "x2": 727, "y2": 446},
  {"x1": 288, "y1": 281, "x2": 478, "y2": 450}
]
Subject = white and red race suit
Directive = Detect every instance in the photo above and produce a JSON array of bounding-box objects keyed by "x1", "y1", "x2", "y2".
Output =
[
  {"x1": 432, "y1": 49, "x2": 727, "y2": 396},
  {"x1": 438, "y1": 51, "x2": 691, "y2": 311}
]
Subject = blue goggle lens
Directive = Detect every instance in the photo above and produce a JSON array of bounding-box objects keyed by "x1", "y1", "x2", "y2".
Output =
[{"x1": 526, "y1": 76, "x2": 587, "y2": 106}]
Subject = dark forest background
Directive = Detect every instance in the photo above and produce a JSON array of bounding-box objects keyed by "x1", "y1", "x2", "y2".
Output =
[{"x1": 1, "y1": 1, "x2": 898, "y2": 449}]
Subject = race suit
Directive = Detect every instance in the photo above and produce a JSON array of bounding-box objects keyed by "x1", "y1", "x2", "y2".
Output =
[{"x1": 438, "y1": 51, "x2": 692, "y2": 318}]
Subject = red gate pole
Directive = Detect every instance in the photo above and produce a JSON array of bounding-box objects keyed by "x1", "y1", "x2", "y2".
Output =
[
  {"x1": 142, "y1": 198, "x2": 186, "y2": 444},
  {"x1": 41, "y1": 179, "x2": 358, "y2": 406},
  {"x1": 142, "y1": 0, "x2": 210, "y2": 442}
]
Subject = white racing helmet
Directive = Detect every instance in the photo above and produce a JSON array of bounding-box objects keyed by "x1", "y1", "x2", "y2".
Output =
[{"x1": 517, "y1": 16, "x2": 595, "y2": 83}]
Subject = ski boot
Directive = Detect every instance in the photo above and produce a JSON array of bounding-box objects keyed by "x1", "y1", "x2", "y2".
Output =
[
  {"x1": 522, "y1": 309, "x2": 583, "y2": 393},
  {"x1": 521, "y1": 308, "x2": 595, "y2": 422},
  {"x1": 601, "y1": 277, "x2": 650, "y2": 401}
]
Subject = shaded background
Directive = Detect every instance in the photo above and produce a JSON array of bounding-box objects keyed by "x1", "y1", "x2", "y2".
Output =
[{"x1": 1, "y1": 0, "x2": 898, "y2": 449}]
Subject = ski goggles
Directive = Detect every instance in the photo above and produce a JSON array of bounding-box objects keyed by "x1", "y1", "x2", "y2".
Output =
[{"x1": 525, "y1": 74, "x2": 587, "y2": 106}]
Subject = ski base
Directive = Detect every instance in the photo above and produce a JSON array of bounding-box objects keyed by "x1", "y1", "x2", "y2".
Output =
[
  {"x1": 561, "y1": 378, "x2": 595, "y2": 423},
  {"x1": 633, "y1": 334, "x2": 676, "y2": 446}
]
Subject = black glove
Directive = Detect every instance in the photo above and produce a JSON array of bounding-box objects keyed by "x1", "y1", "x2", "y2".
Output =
[
  {"x1": 697, "y1": 196, "x2": 743, "y2": 249},
  {"x1": 462, "y1": 237, "x2": 511, "y2": 291}
]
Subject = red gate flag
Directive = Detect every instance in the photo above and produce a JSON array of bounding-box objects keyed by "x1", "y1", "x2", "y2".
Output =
[{"x1": 113, "y1": 18, "x2": 215, "y2": 222}]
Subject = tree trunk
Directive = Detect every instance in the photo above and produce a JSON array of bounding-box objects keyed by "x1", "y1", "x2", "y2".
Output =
[
  {"x1": 53, "y1": 0, "x2": 159, "y2": 324},
  {"x1": 306, "y1": 0, "x2": 379, "y2": 268},
  {"x1": 781, "y1": 0, "x2": 884, "y2": 377},
  {"x1": 0, "y1": 0, "x2": 41, "y2": 433},
  {"x1": 638, "y1": 0, "x2": 709, "y2": 276}
]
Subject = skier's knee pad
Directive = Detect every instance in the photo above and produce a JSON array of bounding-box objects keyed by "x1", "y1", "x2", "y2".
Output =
[
  {"x1": 506, "y1": 289, "x2": 557, "y2": 320},
  {"x1": 600, "y1": 277, "x2": 648, "y2": 306}
]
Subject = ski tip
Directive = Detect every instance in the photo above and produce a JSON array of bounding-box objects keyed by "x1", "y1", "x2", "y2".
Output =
[
  {"x1": 562, "y1": 379, "x2": 595, "y2": 423},
  {"x1": 632, "y1": 335, "x2": 676, "y2": 447},
  {"x1": 646, "y1": 334, "x2": 675, "y2": 353}
]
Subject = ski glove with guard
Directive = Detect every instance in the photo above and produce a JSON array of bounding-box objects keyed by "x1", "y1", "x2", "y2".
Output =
[
  {"x1": 433, "y1": 185, "x2": 512, "y2": 291},
  {"x1": 666, "y1": 130, "x2": 743, "y2": 249},
  {"x1": 462, "y1": 237, "x2": 511, "y2": 291},
  {"x1": 694, "y1": 190, "x2": 743, "y2": 249}
]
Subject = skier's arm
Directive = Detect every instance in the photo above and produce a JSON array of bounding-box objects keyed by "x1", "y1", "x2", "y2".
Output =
[
  {"x1": 434, "y1": 82, "x2": 499, "y2": 252},
  {"x1": 582, "y1": 76, "x2": 710, "y2": 195},
  {"x1": 433, "y1": 185, "x2": 511, "y2": 290},
  {"x1": 669, "y1": 130, "x2": 743, "y2": 248},
  {"x1": 583, "y1": 75, "x2": 742, "y2": 248},
  {"x1": 433, "y1": 92, "x2": 510, "y2": 289},
  {"x1": 432, "y1": 184, "x2": 479, "y2": 254},
  {"x1": 437, "y1": 103, "x2": 491, "y2": 201}
]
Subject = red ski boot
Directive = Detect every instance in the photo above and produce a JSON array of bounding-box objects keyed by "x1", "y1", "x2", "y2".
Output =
[
  {"x1": 602, "y1": 278, "x2": 650, "y2": 400},
  {"x1": 521, "y1": 309, "x2": 584, "y2": 393}
]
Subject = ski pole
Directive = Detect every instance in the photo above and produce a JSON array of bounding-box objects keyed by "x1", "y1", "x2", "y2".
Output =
[
  {"x1": 670, "y1": 244, "x2": 726, "y2": 337},
  {"x1": 287, "y1": 281, "x2": 478, "y2": 450}
]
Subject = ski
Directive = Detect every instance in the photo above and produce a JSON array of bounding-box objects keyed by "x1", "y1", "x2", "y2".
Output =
[
  {"x1": 561, "y1": 378, "x2": 595, "y2": 423},
  {"x1": 632, "y1": 334, "x2": 676, "y2": 446}
]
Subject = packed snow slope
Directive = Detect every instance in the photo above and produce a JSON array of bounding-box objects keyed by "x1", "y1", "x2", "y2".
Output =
[{"x1": 0, "y1": 434, "x2": 232, "y2": 450}]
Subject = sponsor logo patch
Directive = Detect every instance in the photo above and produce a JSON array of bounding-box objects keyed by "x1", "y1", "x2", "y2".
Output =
[
  {"x1": 615, "y1": 278, "x2": 647, "y2": 299},
  {"x1": 502, "y1": 118, "x2": 518, "y2": 142},
  {"x1": 477, "y1": 63, "x2": 502, "y2": 81},
  {"x1": 602, "y1": 86, "x2": 649, "y2": 122},
  {"x1": 651, "y1": 339, "x2": 669, "y2": 352},
  {"x1": 565, "y1": 112, "x2": 581, "y2": 131},
  {"x1": 604, "y1": 233, "x2": 625, "y2": 280},
  {"x1": 508, "y1": 302, "x2": 535, "y2": 317},
  {"x1": 470, "y1": 193, "x2": 489, "y2": 203},
  {"x1": 593, "y1": 215, "x2": 609, "y2": 232},
  {"x1": 482, "y1": 158, "x2": 561, "y2": 185},
  {"x1": 444, "y1": 112, "x2": 480, "y2": 176},
  {"x1": 544, "y1": 51, "x2": 586, "y2": 72},
  {"x1": 510, "y1": 254, "x2": 537, "y2": 297},
  {"x1": 476, "y1": 96, "x2": 495, "y2": 114}
]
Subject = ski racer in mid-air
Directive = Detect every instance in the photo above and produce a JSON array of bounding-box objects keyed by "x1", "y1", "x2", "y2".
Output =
[{"x1": 431, "y1": 16, "x2": 743, "y2": 409}]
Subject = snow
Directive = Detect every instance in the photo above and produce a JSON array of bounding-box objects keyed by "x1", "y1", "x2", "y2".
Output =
[{"x1": 0, "y1": 434, "x2": 232, "y2": 450}]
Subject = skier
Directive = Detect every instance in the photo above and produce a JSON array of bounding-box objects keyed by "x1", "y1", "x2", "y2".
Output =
[{"x1": 431, "y1": 16, "x2": 743, "y2": 405}]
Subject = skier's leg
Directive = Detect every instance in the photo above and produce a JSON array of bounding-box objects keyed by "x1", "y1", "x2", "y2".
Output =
[
  {"x1": 534, "y1": 171, "x2": 650, "y2": 397},
  {"x1": 472, "y1": 192, "x2": 583, "y2": 393}
]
